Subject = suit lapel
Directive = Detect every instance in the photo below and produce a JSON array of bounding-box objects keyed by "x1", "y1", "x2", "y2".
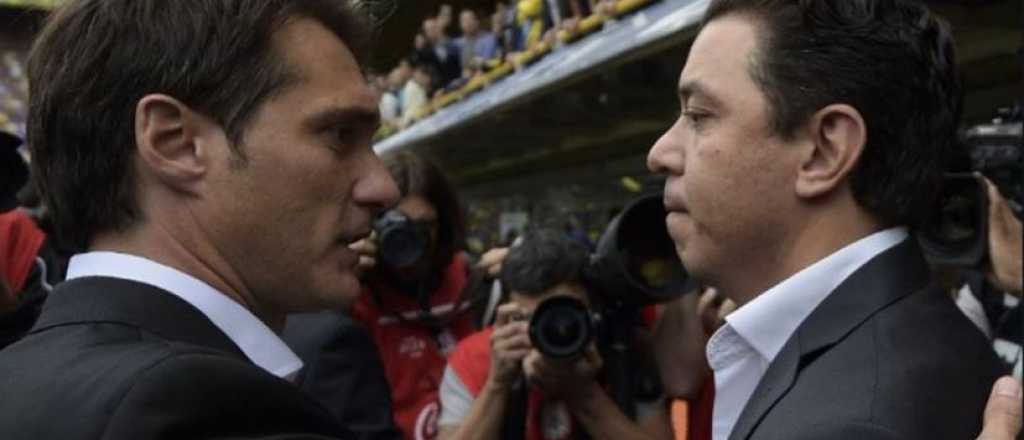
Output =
[
  {"x1": 31, "y1": 276, "x2": 247, "y2": 359},
  {"x1": 727, "y1": 238, "x2": 932, "y2": 440},
  {"x1": 727, "y1": 336, "x2": 800, "y2": 440}
]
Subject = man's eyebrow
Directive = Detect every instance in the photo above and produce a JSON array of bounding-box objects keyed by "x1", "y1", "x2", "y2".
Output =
[
  {"x1": 677, "y1": 80, "x2": 722, "y2": 108},
  {"x1": 306, "y1": 106, "x2": 381, "y2": 130}
]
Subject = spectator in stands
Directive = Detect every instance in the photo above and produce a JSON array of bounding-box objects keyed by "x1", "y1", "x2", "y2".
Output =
[
  {"x1": 0, "y1": 1, "x2": 400, "y2": 438},
  {"x1": 645, "y1": 1, "x2": 1003, "y2": 439},
  {"x1": 400, "y1": 63, "x2": 433, "y2": 127},
  {"x1": 455, "y1": 10, "x2": 498, "y2": 71},
  {"x1": 437, "y1": 4, "x2": 457, "y2": 39},
  {"x1": 423, "y1": 17, "x2": 463, "y2": 88},
  {"x1": 345, "y1": 151, "x2": 483, "y2": 440},
  {"x1": 515, "y1": 0, "x2": 549, "y2": 51},
  {"x1": 545, "y1": 0, "x2": 590, "y2": 35},
  {"x1": 380, "y1": 68, "x2": 404, "y2": 125},
  {"x1": 439, "y1": 229, "x2": 672, "y2": 440},
  {"x1": 492, "y1": 2, "x2": 521, "y2": 58}
]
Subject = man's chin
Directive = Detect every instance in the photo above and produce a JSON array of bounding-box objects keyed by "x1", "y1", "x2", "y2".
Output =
[{"x1": 293, "y1": 276, "x2": 363, "y2": 313}]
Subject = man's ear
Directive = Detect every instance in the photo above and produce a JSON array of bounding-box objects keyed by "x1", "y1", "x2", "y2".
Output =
[
  {"x1": 795, "y1": 104, "x2": 867, "y2": 199},
  {"x1": 134, "y1": 94, "x2": 210, "y2": 194}
]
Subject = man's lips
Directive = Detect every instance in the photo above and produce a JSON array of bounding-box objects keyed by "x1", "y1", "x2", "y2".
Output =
[
  {"x1": 338, "y1": 227, "x2": 372, "y2": 246},
  {"x1": 663, "y1": 198, "x2": 688, "y2": 214}
]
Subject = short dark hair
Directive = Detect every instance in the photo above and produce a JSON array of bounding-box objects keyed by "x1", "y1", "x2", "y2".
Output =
[
  {"x1": 28, "y1": 0, "x2": 372, "y2": 251},
  {"x1": 501, "y1": 229, "x2": 589, "y2": 297},
  {"x1": 382, "y1": 151, "x2": 466, "y2": 271},
  {"x1": 703, "y1": 0, "x2": 961, "y2": 227}
]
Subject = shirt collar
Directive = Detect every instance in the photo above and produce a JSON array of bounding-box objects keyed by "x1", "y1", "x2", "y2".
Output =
[
  {"x1": 65, "y1": 251, "x2": 303, "y2": 380},
  {"x1": 725, "y1": 227, "x2": 909, "y2": 362}
]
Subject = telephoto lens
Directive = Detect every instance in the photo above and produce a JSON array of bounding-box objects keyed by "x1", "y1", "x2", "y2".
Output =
[
  {"x1": 373, "y1": 209, "x2": 430, "y2": 268},
  {"x1": 588, "y1": 194, "x2": 691, "y2": 307},
  {"x1": 528, "y1": 296, "x2": 594, "y2": 359}
]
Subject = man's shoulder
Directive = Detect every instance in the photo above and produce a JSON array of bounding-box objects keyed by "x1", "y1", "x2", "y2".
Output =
[
  {"x1": 0, "y1": 323, "x2": 340, "y2": 439},
  {"x1": 770, "y1": 285, "x2": 1002, "y2": 439}
]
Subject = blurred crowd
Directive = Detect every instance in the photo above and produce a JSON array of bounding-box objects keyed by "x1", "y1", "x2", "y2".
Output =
[
  {"x1": 0, "y1": 50, "x2": 28, "y2": 136},
  {"x1": 370, "y1": 0, "x2": 643, "y2": 135}
]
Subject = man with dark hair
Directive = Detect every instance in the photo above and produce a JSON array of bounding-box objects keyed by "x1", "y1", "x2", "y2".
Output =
[
  {"x1": 646, "y1": 0, "x2": 1002, "y2": 439},
  {"x1": 0, "y1": 0, "x2": 399, "y2": 438},
  {"x1": 438, "y1": 229, "x2": 672, "y2": 440}
]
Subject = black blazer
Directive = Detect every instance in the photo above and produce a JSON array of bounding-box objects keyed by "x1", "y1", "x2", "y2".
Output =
[
  {"x1": 283, "y1": 311, "x2": 401, "y2": 440},
  {"x1": 0, "y1": 277, "x2": 351, "y2": 440},
  {"x1": 730, "y1": 238, "x2": 1004, "y2": 440}
]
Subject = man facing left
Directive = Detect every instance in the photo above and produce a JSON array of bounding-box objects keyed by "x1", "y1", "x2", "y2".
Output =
[{"x1": 0, "y1": 1, "x2": 399, "y2": 439}]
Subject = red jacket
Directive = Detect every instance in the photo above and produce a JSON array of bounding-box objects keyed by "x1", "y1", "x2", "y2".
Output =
[{"x1": 352, "y1": 255, "x2": 477, "y2": 440}]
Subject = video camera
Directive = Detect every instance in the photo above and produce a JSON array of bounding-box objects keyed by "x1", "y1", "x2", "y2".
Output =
[{"x1": 920, "y1": 106, "x2": 1023, "y2": 267}]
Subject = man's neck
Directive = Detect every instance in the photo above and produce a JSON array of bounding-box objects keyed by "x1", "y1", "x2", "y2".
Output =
[
  {"x1": 725, "y1": 206, "x2": 884, "y2": 307},
  {"x1": 89, "y1": 223, "x2": 286, "y2": 332}
]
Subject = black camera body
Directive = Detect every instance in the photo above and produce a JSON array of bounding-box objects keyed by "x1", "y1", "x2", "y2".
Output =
[
  {"x1": 373, "y1": 209, "x2": 431, "y2": 269},
  {"x1": 921, "y1": 110, "x2": 1022, "y2": 267}
]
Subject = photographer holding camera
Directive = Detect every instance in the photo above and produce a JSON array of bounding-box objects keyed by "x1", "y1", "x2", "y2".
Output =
[{"x1": 438, "y1": 229, "x2": 672, "y2": 440}]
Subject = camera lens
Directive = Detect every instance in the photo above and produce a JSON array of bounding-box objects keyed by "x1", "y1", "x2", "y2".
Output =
[
  {"x1": 529, "y1": 296, "x2": 593, "y2": 359},
  {"x1": 589, "y1": 194, "x2": 691, "y2": 307},
  {"x1": 374, "y1": 210, "x2": 429, "y2": 268}
]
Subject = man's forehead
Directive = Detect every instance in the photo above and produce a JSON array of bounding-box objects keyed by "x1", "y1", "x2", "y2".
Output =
[
  {"x1": 679, "y1": 14, "x2": 762, "y2": 100},
  {"x1": 272, "y1": 19, "x2": 377, "y2": 111}
]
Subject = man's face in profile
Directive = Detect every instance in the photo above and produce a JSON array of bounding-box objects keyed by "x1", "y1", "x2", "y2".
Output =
[
  {"x1": 201, "y1": 19, "x2": 398, "y2": 314},
  {"x1": 646, "y1": 14, "x2": 804, "y2": 289}
]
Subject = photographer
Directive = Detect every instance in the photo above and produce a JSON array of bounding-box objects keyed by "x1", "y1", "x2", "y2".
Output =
[{"x1": 438, "y1": 229, "x2": 671, "y2": 440}]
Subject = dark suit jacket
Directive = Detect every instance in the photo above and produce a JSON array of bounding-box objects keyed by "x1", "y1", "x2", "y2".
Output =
[
  {"x1": 0, "y1": 277, "x2": 351, "y2": 440},
  {"x1": 283, "y1": 311, "x2": 401, "y2": 440},
  {"x1": 730, "y1": 238, "x2": 1004, "y2": 440}
]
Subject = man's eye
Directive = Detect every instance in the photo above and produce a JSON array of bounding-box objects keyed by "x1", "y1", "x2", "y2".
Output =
[
  {"x1": 683, "y1": 110, "x2": 708, "y2": 124},
  {"x1": 335, "y1": 127, "x2": 357, "y2": 144}
]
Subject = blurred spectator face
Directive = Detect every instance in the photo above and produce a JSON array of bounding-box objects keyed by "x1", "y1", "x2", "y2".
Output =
[
  {"x1": 197, "y1": 20, "x2": 399, "y2": 311},
  {"x1": 387, "y1": 69, "x2": 405, "y2": 91},
  {"x1": 423, "y1": 18, "x2": 442, "y2": 43},
  {"x1": 460, "y1": 10, "x2": 480, "y2": 36},
  {"x1": 491, "y1": 11, "x2": 504, "y2": 34},
  {"x1": 646, "y1": 15, "x2": 802, "y2": 290},
  {"x1": 414, "y1": 32, "x2": 429, "y2": 50},
  {"x1": 396, "y1": 59, "x2": 413, "y2": 80},
  {"x1": 413, "y1": 67, "x2": 432, "y2": 90}
]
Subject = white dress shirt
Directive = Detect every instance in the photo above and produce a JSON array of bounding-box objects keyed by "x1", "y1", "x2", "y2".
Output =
[
  {"x1": 706, "y1": 227, "x2": 908, "y2": 440},
  {"x1": 65, "y1": 251, "x2": 303, "y2": 380}
]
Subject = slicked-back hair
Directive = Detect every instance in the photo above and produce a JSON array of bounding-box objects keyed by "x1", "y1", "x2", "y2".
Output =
[
  {"x1": 28, "y1": 0, "x2": 372, "y2": 251},
  {"x1": 501, "y1": 229, "x2": 590, "y2": 298},
  {"x1": 702, "y1": 0, "x2": 961, "y2": 228},
  {"x1": 382, "y1": 151, "x2": 466, "y2": 272}
]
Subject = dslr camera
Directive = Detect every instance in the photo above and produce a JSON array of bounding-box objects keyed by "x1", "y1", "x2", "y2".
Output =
[
  {"x1": 373, "y1": 209, "x2": 432, "y2": 268},
  {"x1": 529, "y1": 193, "x2": 691, "y2": 359}
]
